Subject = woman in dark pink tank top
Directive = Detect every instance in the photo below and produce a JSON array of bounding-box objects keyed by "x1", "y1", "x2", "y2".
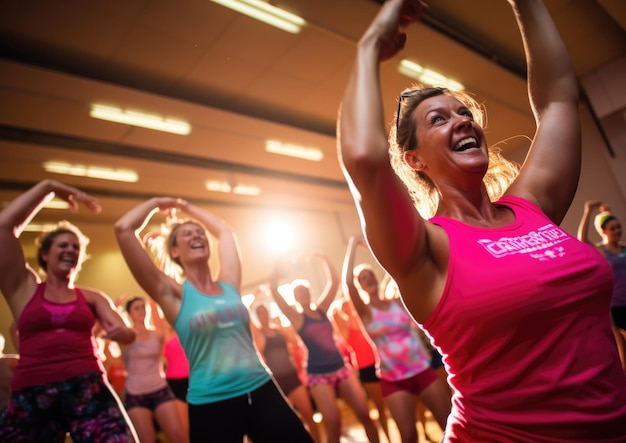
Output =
[{"x1": 0, "y1": 179, "x2": 138, "y2": 442}]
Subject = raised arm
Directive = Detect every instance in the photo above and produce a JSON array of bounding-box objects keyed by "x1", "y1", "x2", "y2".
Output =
[
  {"x1": 505, "y1": 0, "x2": 580, "y2": 223},
  {"x1": 577, "y1": 200, "x2": 603, "y2": 245},
  {"x1": 268, "y1": 259, "x2": 303, "y2": 331},
  {"x1": 114, "y1": 197, "x2": 183, "y2": 324},
  {"x1": 147, "y1": 298, "x2": 166, "y2": 331},
  {"x1": 330, "y1": 298, "x2": 351, "y2": 343},
  {"x1": 337, "y1": 0, "x2": 430, "y2": 281},
  {"x1": 342, "y1": 235, "x2": 371, "y2": 320},
  {"x1": 181, "y1": 204, "x2": 242, "y2": 292},
  {"x1": 0, "y1": 180, "x2": 100, "y2": 316},
  {"x1": 314, "y1": 253, "x2": 340, "y2": 314}
]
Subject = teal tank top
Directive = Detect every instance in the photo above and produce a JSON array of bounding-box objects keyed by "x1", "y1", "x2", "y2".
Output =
[{"x1": 173, "y1": 280, "x2": 270, "y2": 404}]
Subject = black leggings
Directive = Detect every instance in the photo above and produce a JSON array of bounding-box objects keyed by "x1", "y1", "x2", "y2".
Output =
[
  {"x1": 611, "y1": 306, "x2": 626, "y2": 330},
  {"x1": 188, "y1": 380, "x2": 313, "y2": 443}
]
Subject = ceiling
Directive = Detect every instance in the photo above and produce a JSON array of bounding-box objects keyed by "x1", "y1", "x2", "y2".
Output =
[{"x1": 0, "y1": 0, "x2": 625, "y2": 279}]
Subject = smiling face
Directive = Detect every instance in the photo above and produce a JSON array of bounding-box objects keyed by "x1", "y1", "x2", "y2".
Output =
[
  {"x1": 168, "y1": 221, "x2": 210, "y2": 268},
  {"x1": 39, "y1": 232, "x2": 82, "y2": 277},
  {"x1": 406, "y1": 94, "x2": 489, "y2": 183}
]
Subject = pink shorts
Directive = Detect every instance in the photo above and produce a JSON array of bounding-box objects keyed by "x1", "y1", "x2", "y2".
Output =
[
  {"x1": 380, "y1": 368, "x2": 438, "y2": 398},
  {"x1": 307, "y1": 365, "x2": 352, "y2": 389}
]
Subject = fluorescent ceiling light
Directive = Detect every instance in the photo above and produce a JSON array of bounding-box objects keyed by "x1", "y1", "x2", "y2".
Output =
[
  {"x1": 210, "y1": 0, "x2": 305, "y2": 34},
  {"x1": 23, "y1": 223, "x2": 58, "y2": 233},
  {"x1": 398, "y1": 59, "x2": 465, "y2": 91},
  {"x1": 43, "y1": 161, "x2": 139, "y2": 183},
  {"x1": 265, "y1": 140, "x2": 323, "y2": 161},
  {"x1": 232, "y1": 184, "x2": 261, "y2": 196},
  {"x1": 206, "y1": 180, "x2": 260, "y2": 196},
  {"x1": 90, "y1": 104, "x2": 191, "y2": 135},
  {"x1": 44, "y1": 199, "x2": 70, "y2": 209}
]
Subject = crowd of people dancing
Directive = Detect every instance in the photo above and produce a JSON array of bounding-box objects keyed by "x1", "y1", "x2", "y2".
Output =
[{"x1": 1, "y1": 0, "x2": 626, "y2": 442}]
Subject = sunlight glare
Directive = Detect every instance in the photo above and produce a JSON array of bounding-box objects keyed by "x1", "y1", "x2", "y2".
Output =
[{"x1": 264, "y1": 219, "x2": 296, "y2": 254}]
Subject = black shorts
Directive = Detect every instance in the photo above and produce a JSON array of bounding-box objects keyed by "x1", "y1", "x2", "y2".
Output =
[
  {"x1": 611, "y1": 306, "x2": 626, "y2": 330},
  {"x1": 167, "y1": 377, "x2": 189, "y2": 402},
  {"x1": 273, "y1": 370, "x2": 302, "y2": 397},
  {"x1": 358, "y1": 364, "x2": 380, "y2": 384},
  {"x1": 430, "y1": 347, "x2": 444, "y2": 370},
  {"x1": 125, "y1": 385, "x2": 175, "y2": 411}
]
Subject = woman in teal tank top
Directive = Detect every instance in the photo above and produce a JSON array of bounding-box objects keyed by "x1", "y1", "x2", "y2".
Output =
[{"x1": 115, "y1": 197, "x2": 313, "y2": 443}]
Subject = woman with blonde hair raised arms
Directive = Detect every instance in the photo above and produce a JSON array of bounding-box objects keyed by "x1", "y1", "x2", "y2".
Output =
[
  {"x1": 338, "y1": 0, "x2": 626, "y2": 440},
  {"x1": 114, "y1": 197, "x2": 313, "y2": 443}
]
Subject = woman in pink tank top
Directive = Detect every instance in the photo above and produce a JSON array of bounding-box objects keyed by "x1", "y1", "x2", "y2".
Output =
[
  {"x1": 338, "y1": 1, "x2": 626, "y2": 441},
  {"x1": 161, "y1": 309, "x2": 190, "y2": 437},
  {"x1": 119, "y1": 296, "x2": 187, "y2": 443},
  {"x1": 0, "y1": 180, "x2": 138, "y2": 442}
]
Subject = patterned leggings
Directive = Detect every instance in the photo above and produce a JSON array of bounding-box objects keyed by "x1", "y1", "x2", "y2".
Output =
[{"x1": 0, "y1": 371, "x2": 136, "y2": 443}]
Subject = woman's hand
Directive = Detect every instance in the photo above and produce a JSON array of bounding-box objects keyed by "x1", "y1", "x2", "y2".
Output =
[
  {"x1": 44, "y1": 179, "x2": 101, "y2": 213},
  {"x1": 153, "y1": 197, "x2": 188, "y2": 213},
  {"x1": 361, "y1": 0, "x2": 428, "y2": 62}
]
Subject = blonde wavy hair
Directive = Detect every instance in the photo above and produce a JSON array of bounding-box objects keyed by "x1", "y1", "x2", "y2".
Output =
[
  {"x1": 143, "y1": 216, "x2": 208, "y2": 283},
  {"x1": 389, "y1": 85, "x2": 520, "y2": 218}
]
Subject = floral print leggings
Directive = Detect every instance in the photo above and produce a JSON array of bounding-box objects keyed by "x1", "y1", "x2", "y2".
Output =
[{"x1": 0, "y1": 371, "x2": 136, "y2": 442}]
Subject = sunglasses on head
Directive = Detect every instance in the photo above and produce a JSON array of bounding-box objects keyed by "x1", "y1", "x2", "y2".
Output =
[
  {"x1": 396, "y1": 89, "x2": 420, "y2": 136},
  {"x1": 395, "y1": 87, "x2": 450, "y2": 147}
]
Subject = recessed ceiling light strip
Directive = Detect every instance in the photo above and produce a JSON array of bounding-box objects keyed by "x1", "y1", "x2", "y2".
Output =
[
  {"x1": 90, "y1": 104, "x2": 191, "y2": 135},
  {"x1": 210, "y1": 0, "x2": 305, "y2": 34}
]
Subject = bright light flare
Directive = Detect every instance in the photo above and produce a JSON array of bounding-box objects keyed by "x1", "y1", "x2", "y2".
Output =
[{"x1": 264, "y1": 219, "x2": 296, "y2": 254}]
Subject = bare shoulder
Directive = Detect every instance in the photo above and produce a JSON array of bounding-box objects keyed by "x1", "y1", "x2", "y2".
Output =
[
  {"x1": 4, "y1": 276, "x2": 42, "y2": 321},
  {"x1": 77, "y1": 287, "x2": 114, "y2": 307}
]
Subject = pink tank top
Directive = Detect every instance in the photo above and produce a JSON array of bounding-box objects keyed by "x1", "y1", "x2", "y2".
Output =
[
  {"x1": 425, "y1": 196, "x2": 626, "y2": 442},
  {"x1": 122, "y1": 331, "x2": 167, "y2": 394},
  {"x1": 164, "y1": 334, "x2": 189, "y2": 379},
  {"x1": 13, "y1": 283, "x2": 102, "y2": 392}
]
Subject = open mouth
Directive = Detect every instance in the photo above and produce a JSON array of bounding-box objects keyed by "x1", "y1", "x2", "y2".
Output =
[{"x1": 454, "y1": 137, "x2": 478, "y2": 152}]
